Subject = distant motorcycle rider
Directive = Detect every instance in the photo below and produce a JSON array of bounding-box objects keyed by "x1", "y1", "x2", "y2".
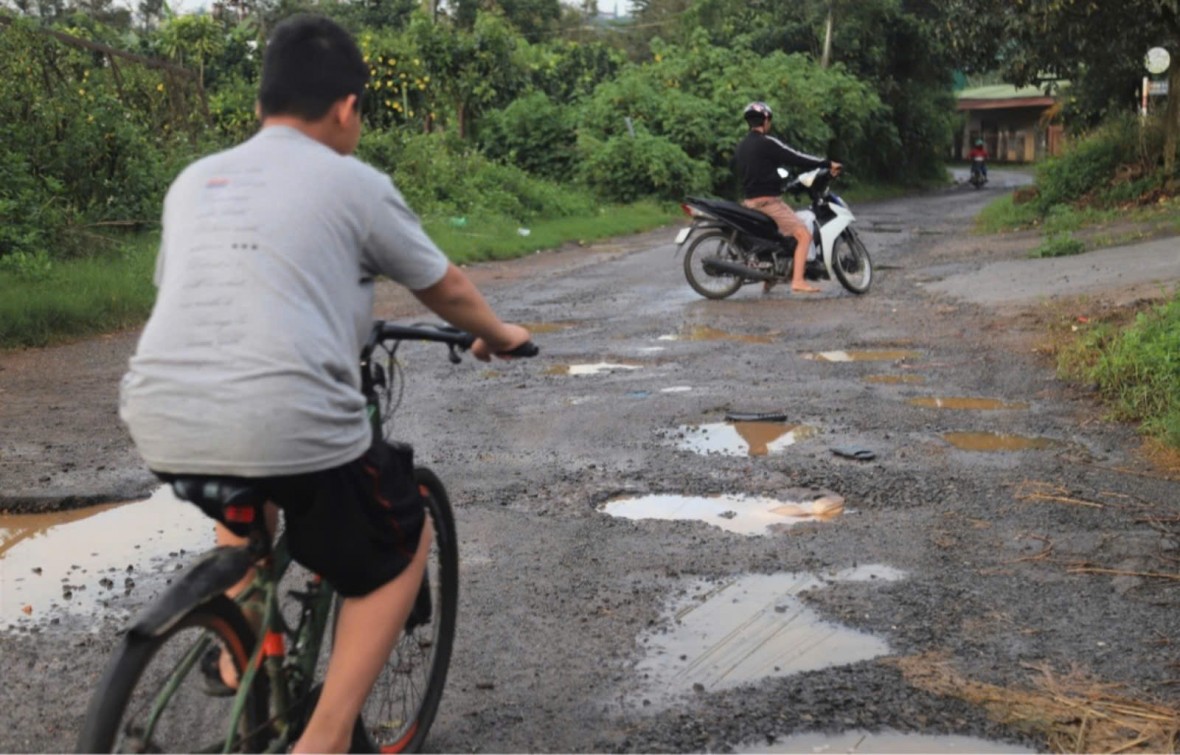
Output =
[
  {"x1": 969, "y1": 138, "x2": 989, "y2": 179},
  {"x1": 732, "y1": 101, "x2": 842, "y2": 294}
]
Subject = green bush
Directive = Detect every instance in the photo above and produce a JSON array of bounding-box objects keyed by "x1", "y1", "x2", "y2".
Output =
[
  {"x1": 1034, "y1": 115, "x2": 1143, "y2": 211},
  {"x1": 477, "y1": 92, "x2": 579, "y2": 181},
  {"x1": 576, "y1": 132, "x2": 710, "y2": 202},
  {"x1": 358, "y1": 128, "x2": 594, "y2": 222}
]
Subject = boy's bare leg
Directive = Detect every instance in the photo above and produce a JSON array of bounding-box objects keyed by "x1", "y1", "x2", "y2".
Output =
[
  {"x1": 293, "y1": 522, "x2": 433, "y2": 754},
  {"x1": 214, "y1": 506, "x2": 279, "y2": 685}
]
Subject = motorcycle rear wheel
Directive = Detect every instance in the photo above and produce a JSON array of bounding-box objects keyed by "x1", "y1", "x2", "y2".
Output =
[
  {"x1": 832, "y1": 229, "x2": 872, "y2": 294},
  {"x1": 683, "y1": 230, "x2": 746, "y2": 300}
]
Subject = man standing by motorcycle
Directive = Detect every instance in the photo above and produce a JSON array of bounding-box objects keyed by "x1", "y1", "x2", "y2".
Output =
[{"x1": 732, "y1": 101, "x2": 842, "y2": 294}]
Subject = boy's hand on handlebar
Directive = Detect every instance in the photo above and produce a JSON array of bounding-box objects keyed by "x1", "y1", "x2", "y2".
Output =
[{"x1": 472, "y1": 323, "x2": 533, "y2": 362}]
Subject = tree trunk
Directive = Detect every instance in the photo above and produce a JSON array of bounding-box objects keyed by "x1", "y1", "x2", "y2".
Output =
[{"x1": 1165, "y1": 62, "x2": 1180, "y2": 177}]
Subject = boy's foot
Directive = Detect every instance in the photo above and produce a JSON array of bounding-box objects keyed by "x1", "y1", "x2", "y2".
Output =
[
  {"x1": 791, "y1": 283, "x2": 821, "y2": 294},
  {"x1": 200, "y1": 647, "x2": 238, "y2": 697}
]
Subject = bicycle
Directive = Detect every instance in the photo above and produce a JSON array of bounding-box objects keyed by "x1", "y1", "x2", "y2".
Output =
[{"x1": 76, "y1": 321, "x2": 537, "y2": 753}]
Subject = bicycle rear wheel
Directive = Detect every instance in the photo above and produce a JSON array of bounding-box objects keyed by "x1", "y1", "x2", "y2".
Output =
[
  {"x1": 355, "y1": 466, "x2": 459, "y2": 753},
  {"x1": 76, "y1": 595, "x2": 269, "y2": 753}
]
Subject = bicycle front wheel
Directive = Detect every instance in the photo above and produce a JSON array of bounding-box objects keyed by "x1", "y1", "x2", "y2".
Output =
[
  {"x1": 356, "y1": 466, "x2": 459, "y2": 753},
  {"x1": 76, "y1": 595, "x2": 269, "y2": 753}
]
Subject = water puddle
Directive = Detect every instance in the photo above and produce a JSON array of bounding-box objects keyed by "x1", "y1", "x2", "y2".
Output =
[
  {"x1": 808, "y1": 350, "x2": 919, "y2": 363},
  {"x1": 943, "y1": 432, "x2": 1057, "y2": 452},
  {"x1": 659, "y1": 326, "x2": 775, "y2": 344},
  {"x1": 601, "y1": 494, "x2": 844, "y2": 535},
  {"x1": 518, "y1": 321, "x2": 576, "y2": 334},
  {"x1": 0, "y1": 487, "x2": 210, "y2": 629},
  {"x1": 676, "y1": 422, "x2": 818, "y2": 456},
  {"x1": 634, "y1": 568, "x2": 902, "y2": 706},
  {"x1": 910, "y1": 397, "x2": 1029, "y2": 411},
  {"x1": 734, "y1": 729, "x2": 1033, "y2": 753},
  {"x1": 864, "y1": 374, "x2": 925, "y2": 385},
  {"x1": 545, "y1": 361, "x2": 642, "y2": 376}
]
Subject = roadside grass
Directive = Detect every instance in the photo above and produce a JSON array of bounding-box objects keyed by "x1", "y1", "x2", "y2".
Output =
[
  {"x1": 1060, "y1": 297, "x2": 1180, "y2": 448},
  {"x1": 975, "y1": 193, "x2": 1180, "y2": 258},
  {"x1": 0, "y1": 234, "x2": 158, "y2": 349},
  {"x1": 1051, "y1": 293, "x2": 1180, "y2": 450},
  {"x1": 424, "y1": 200, "x2": 680, "y2": 264},
  {"x1": 1, "y1": 201, "x2": 681, "y2": 349}
]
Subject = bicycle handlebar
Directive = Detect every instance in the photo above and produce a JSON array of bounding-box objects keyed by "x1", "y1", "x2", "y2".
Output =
[{"x1": 364, "y1": 320, "x2": 539, "y2": 360}]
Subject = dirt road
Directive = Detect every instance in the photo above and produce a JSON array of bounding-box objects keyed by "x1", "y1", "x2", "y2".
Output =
[{"x1": 2, "y1": 172, "x2": 1179, "y2": 752}]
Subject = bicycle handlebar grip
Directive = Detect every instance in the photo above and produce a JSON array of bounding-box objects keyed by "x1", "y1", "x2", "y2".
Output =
[{"x1": 500, "y1": 341, "x2": 539, "y2": 358}]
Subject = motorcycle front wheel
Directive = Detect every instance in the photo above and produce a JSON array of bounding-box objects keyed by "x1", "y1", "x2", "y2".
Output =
[
  {"x1": 832, "y1": 228, "x2": 873, "y2": 294},
  {"x1": 683, "y1": 231, "x2": 746, "y2": 300}
]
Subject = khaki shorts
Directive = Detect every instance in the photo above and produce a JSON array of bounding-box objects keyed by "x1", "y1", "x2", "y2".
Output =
[{"x1": 743, "y1": 196, "x2": 806, "y2": 238}]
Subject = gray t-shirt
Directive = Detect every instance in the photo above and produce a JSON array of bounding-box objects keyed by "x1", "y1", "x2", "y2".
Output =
[{"x1": 120, "y1": 126, "x2": 449, "y2": 476}]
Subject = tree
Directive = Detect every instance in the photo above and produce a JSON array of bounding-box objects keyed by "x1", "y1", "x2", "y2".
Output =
[{"x1": 158, "y1": 13, "x2": 224, "y2": 88}]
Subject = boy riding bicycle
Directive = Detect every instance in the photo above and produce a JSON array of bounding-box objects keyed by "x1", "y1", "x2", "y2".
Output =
[{"x1": 118, "y1": 14, "x2": 530, "y2": 752}]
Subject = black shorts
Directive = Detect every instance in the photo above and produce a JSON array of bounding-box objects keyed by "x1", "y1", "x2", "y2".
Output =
[{"x1": 159, "y1": 441, "x2": 426, "y2": 598}]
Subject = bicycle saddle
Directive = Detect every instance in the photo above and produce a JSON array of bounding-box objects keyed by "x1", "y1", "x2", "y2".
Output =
[{"x1": 168, "y1": 476, "x2": 266, "y2": 536}]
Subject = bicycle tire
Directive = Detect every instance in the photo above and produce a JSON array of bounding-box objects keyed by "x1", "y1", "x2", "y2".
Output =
[
  {"x1": 354, "y1": 466, "x2": 459, "y2": 753},
  {"x1": 76, "y1": 595, "x2": 269, "y2": 753}
]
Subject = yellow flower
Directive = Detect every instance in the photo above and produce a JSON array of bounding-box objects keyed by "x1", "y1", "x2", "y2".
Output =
[
  {"x1": 78, "y1": 88, "x2": 85, "y2": 95},
  {"x1": 157, "y1": 83, "x2": 164, "y2": 92}
]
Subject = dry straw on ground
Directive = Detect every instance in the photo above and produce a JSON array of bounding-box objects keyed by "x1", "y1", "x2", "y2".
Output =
[{"x1": 889, "y1": 653, "x2": 1179, "y2": 753}]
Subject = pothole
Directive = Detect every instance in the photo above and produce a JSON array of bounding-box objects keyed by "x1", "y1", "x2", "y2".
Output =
[
  {"x1": 733, "y1": 729, "x2": 1033, "y2": 753},
  {"x1": 807, "y1": 350, "x2": 920, "y2": 362},
  {"x1": 943, "y1": 432, "x2": 1057, "y2": 452},
  {"x1": 600, "y1": 493, "x2": 844, "y2": 535},
  {"x1": 659, "y1": 326, "x2": 775, "y2": 344},
  {"x1": 0, "y1": 486, "x2": 209, "y2": 629},
  {"x1": 909, "y1": 397, "x2": 1029, "y2": 410},
  {"x1": 633, "y1": 568, "x2": 902, "y2": 707},
  {"x1": 545, "y1": 361, "x2": 642, "y2": 376},
  {"x1": 518, "y1": 321, "x2": 577, "y2": 334},
  {"x1": 675, "y1": 421, "x2": 818, "y2": 456},
  {"x1": 865, "y1": 374, "x2": 925, "y2": 384}
]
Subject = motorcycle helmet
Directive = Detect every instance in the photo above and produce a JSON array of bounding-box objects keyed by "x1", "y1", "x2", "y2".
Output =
[{"x1": 743, "y1": 101, "x2": 773, "y2": 126}]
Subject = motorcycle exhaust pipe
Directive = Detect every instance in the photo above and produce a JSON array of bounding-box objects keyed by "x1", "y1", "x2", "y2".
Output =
[{"x1": 702, "y1": 257, "x2": 774, "y2": 281}]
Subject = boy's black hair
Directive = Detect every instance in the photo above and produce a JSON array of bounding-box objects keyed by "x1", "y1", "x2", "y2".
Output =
[{"x1": 258, "y1": 14, "x2": 368, "y2": 121}]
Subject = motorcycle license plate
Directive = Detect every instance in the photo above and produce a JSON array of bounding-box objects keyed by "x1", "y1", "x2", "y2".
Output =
[{"x1": 674, "y1": 227, "x2": 691, "y2": 245}]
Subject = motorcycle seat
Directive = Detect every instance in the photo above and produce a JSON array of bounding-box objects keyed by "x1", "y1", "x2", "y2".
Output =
[{"x1": 685, "y1": 196, "x2": 786, "y2": 242}]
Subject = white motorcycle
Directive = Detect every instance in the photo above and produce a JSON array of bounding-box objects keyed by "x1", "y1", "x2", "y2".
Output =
[{"x1": 674, "y1": 167, "x2": 872, "y2": 299}]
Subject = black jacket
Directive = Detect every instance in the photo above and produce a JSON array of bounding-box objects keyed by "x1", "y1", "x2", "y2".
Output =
[{"x1": 732, "y1": 130, "x2": 830, "y2": 199}]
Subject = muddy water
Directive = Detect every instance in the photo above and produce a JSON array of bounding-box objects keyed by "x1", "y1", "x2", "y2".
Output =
[
  {"x1": 0, "y1": 487, "x2": 210, "y2": 629},
  {"x1": 633, "y1": 567, "x2": 903, "y2": 706},
  {"x1": 734, "y1": 729, "x2": 1033, "y2": 753},
  {"x1": 909, "y1": 397, "x2": 1029, "y2": 410},
  {"x1": 943, "y1": 432, "x2": 1056, "y2": 452},
  {"x1": 865, "y1": 374, "x2": 925, "y2": 384},
  {"x1": 545, "y1": 361, "x2": 642, "y2": 376},
  {"x1": 676, "y1": 422, "x2": 818, "y2": 457},
  {"x1": 659, "y1": 326, "x2": 775, "y2": 344},
  {"x1": 601, "y1": 494, "x2": 844, "y2": 535},
  {"x1": 809, "y1": 350, "x2": 920, "y2": 362}
]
